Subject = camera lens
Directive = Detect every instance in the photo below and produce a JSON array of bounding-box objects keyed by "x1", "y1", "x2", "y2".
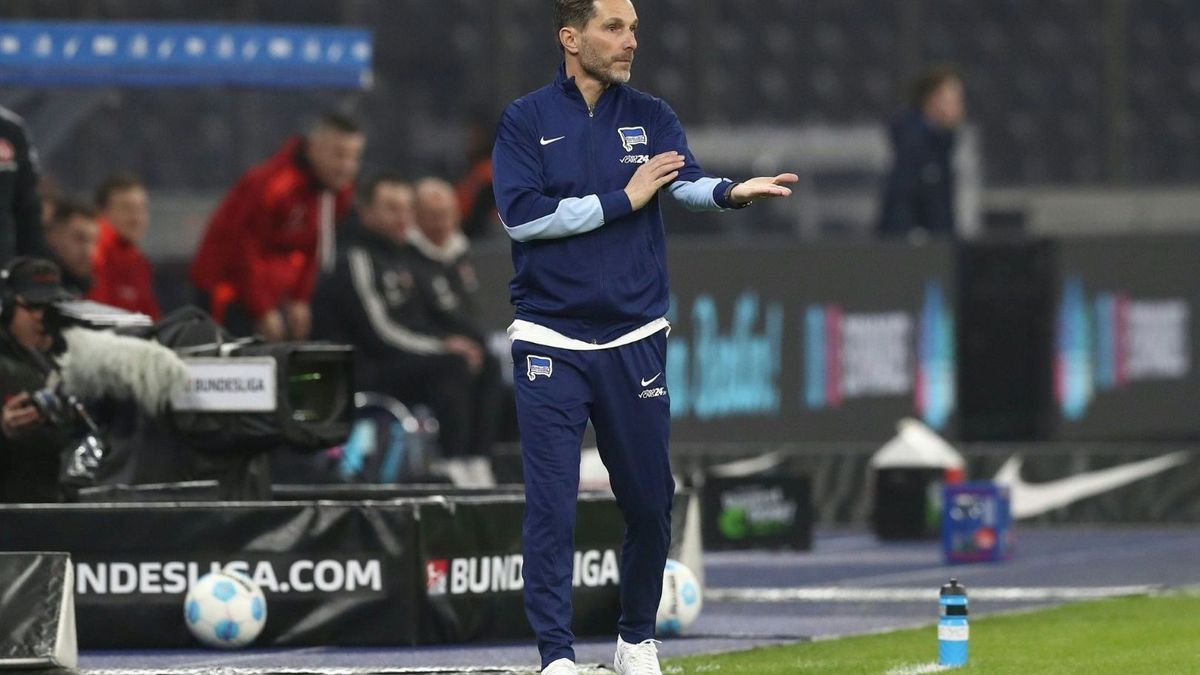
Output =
[{"x1": 28, "y1": 387, "x2": 64, "y2": 426}]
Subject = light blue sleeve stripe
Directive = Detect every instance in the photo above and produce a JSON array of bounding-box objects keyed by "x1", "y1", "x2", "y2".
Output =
[
  {"x1": 668, "y1": 176, "x2": 724, "y2": 212},
  {"x1": 503, "y1": 195, "x2": 605, "y2": 242}
]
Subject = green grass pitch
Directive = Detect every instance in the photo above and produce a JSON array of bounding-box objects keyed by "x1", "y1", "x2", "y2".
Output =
[{"x1": 663, "y1": 593, "x2": 1200, "y2": 674}]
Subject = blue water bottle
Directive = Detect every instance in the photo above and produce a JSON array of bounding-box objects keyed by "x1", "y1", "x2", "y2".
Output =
[{"x1": 938, "y1": 578, "x2": 968, "y2": 667}]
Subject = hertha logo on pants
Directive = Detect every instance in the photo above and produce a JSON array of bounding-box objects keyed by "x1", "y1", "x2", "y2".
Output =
[{"x1": 511, "y1": 329, "x2": 674, "y2": 666}]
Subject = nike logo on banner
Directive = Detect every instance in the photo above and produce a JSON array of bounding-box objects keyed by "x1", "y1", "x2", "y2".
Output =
[
  {"x1": 993, "y1": 451, "x2": 1191, "y2": 519},
  {"x1": 640, "y1": 373, "x2": 662, "y2": 387},
  {"x1": 540, "y1": 135, "x2": 566, "y2": 146}
]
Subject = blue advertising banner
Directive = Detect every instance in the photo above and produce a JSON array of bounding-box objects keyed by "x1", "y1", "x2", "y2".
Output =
[
  {"x1": 664, "y1": 240, "x2": 957, "y2": 442},
  {"x1": 1053, "y1": 235, "x2": 1200, "y2": 440},
  {"x1": 469, "y1": 239, "x2": 957, "y2": 443},
  {"x1": 0, "y1": 22, "x2": 372, "y2": 89}
]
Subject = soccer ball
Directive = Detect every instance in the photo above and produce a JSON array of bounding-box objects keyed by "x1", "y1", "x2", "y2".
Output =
[
  {"x1": 184, "y1": 570, "x2": 267, "y2": 648},
  {"x1": 655, "y1": 559, "x2": 702, "y2": 636}
]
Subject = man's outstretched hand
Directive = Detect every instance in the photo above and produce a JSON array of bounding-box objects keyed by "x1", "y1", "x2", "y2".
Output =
[{"x1": 729, "y1": 173, "x2": 800, "y2": 206}]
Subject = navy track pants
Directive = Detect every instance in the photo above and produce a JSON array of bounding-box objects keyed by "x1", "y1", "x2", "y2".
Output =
[{"x1": 512, "y1": 330, "x2": 674, "y2": 668}]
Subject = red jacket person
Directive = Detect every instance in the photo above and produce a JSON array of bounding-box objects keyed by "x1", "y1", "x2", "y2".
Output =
[
  {"x1": 88, "y1": 172, "x2": 160, "y2": 319},
  {"x1": 190, "y1": 112, "x2": 365, "y2": 340}
]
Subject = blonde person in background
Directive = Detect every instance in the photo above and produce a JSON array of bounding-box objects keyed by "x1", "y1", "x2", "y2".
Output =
[{"x1": 409, "y1": 177, "x2": 505, "y2": 465}]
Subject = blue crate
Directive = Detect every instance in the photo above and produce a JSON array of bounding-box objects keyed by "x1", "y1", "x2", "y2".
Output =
[{"x1": 942, "y1": 481, "x2": 1013, "y2": 564}]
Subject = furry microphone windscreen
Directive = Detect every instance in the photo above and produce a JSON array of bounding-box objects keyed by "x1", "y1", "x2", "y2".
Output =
[{"x1": 58, "y1": 327, "x2": 190, "y2": 414}]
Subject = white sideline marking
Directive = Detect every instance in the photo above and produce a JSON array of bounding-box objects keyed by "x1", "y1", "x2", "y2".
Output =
[
  {"x1": 706, "y1": 585, "x2": 1160, "y2": 602},
  {"x1": 84, "y1": 662, "x2": 561, "y2": 667},
  {"x1": 885, "y1": 663, "x2": 952, "y2": 674}
]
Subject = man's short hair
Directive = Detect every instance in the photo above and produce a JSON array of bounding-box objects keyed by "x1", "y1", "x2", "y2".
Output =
[
  {"x1": 94, "y1": 171, "x2": 144, "y2": 209},
  {"x1": 360, "y1": 172, "x2": 410, "y2": 205},
  {"x1": 314, "y1": 110, "x2": 363, "y2": 136},
  {"x1": 910, "y1": 65, "x2": 962, "y2": 109},
  {"x1": 49, "y1": 197, "x2": 97, "y2": 230},
  {"x1": 555, "y1": 0, "x2": 599, "y2": 53}
]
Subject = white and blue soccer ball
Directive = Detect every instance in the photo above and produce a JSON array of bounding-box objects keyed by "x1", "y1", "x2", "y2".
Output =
[
  {"x1": 184, "y1": 570, "x2": 268, "y2": 648},
  {"x1": 656, "y1": 559, "x2": 702, "y2": 636}
]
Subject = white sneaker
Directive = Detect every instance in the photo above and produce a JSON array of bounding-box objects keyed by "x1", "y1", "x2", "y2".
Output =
[
  {"x1": 541, "y1": 657, "x2": 578, "y2": 675},
  {"x1": 614, "y1": 635, "x2": 663, "y2": 675}
]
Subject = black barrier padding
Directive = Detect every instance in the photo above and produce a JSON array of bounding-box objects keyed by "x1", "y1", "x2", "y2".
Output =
[
  {"x1": 0, "y1": 552, "x2": 71, "y2": 665},
  {"x1": 0, "y1": 502, "x2": 420, "y2": 648},
  {"x1": 0, "y1": 491, "x2": 658, "y2": 648},
  {"x1": 414, "y1": 495, "x2": 624, "y2": 643}
]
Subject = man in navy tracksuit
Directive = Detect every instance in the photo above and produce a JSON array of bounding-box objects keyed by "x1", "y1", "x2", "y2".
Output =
[{"x1": 493, "y1": 2, "x2": 797, "y2": 673}]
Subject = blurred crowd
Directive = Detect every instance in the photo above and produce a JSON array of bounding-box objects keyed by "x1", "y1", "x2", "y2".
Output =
[
  {"x1": 0, "y1": 106, "x2": 507, "y2": 488},
  {"x1": 0, "y1": 63, "x2": 965, "y2": 494}
]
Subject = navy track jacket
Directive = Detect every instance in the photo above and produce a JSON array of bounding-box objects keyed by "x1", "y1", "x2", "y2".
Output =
[
  {"x1": 493, "y1": 64, "x2": 739, "y2": 344},
  {"x1": 878, "y1": 111, "x2": 957, "y2": 237}
]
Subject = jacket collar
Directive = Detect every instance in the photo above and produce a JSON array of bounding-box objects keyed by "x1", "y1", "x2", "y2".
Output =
[
  {"x1": 555, "y1": 62, "x2": 575, "y2": 94},
  {"x1": 353, "y1": 223, "x2": 408, "y2": 252},
  {"x1": 555, "y1": 62, "x2": 621, "y2": 110},
  {"x1": 407, "y1": 227, "x2": 469, "y2": 264}
]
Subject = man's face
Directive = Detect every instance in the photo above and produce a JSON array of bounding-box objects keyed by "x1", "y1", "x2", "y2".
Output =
[
  {"x1": 363, "y1": 182, "x2": 415, "y2": 243},
  {"x1": 576, "y1": 0, "x2": 638, "y2": 85},
  {"x1": 415, "y1": 185, "x2": 461, "y2": 244},
  {"x1": 308, "y1": 128, "x2": 366, "y2": 190},
  {"x1": 105, "y1": 186, "x2": 149, "y2": 244},
  {"x1": 926, "y1": 78, "x2": 965, "y2": 130},
  {"x1": 46, "y1": 215, "x2": 99, "y2": 280},
  {"x1": 9, "y1": 300, "x2": 50, "y2": 352}
]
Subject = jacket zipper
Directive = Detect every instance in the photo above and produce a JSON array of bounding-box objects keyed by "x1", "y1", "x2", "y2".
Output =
[{"x1": 586, "y1": 103, "x2": 606, "y2": 340}]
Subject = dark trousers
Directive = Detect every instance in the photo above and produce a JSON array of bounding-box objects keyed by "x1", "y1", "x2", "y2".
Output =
[
  {"x1": 511, "y1": 331, "x2": 674, "y2": 668},
  {"x1": 193, "y1": 287, "x2": 256, "y2": 339}
]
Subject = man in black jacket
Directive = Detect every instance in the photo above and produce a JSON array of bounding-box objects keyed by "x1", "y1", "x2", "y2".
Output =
[
  {"x1": 0, "y1": 257, "x2": 76, "y2": 502},
  {"x1": 312, "y1": 175, "x2": 484, "y2": 459},
  {"x1": 0, "y1": 105, "x2": 47, "y2": 263},
  {"x1": 878, "y1": 66, "x2": 966, "y2": 239}
]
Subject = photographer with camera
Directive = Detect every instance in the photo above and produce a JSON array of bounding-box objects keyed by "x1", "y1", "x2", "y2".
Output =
[{"x1": 0, "y1": 257, "x2": 76, "y2": 502}]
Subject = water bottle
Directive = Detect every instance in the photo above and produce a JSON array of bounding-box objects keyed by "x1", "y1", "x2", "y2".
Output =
[{"x1": 938, "y1": 578, "x2": 968, "y2": 667}]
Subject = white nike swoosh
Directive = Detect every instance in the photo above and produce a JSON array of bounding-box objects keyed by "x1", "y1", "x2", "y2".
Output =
[
  {"x1": 540, "y1": 135, "x2": 566, "y2": 146},
  {"x1": 993, "y1": 451, "x2": 1190, "y2": 519},
  {"x1": 640, "y1": 373, "x2": 662, "y2": 387}
]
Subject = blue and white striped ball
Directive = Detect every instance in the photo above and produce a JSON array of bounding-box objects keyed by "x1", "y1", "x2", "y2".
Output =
[{"x1": 184, "y1": 570, "x2": 267, "y2": 648}]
